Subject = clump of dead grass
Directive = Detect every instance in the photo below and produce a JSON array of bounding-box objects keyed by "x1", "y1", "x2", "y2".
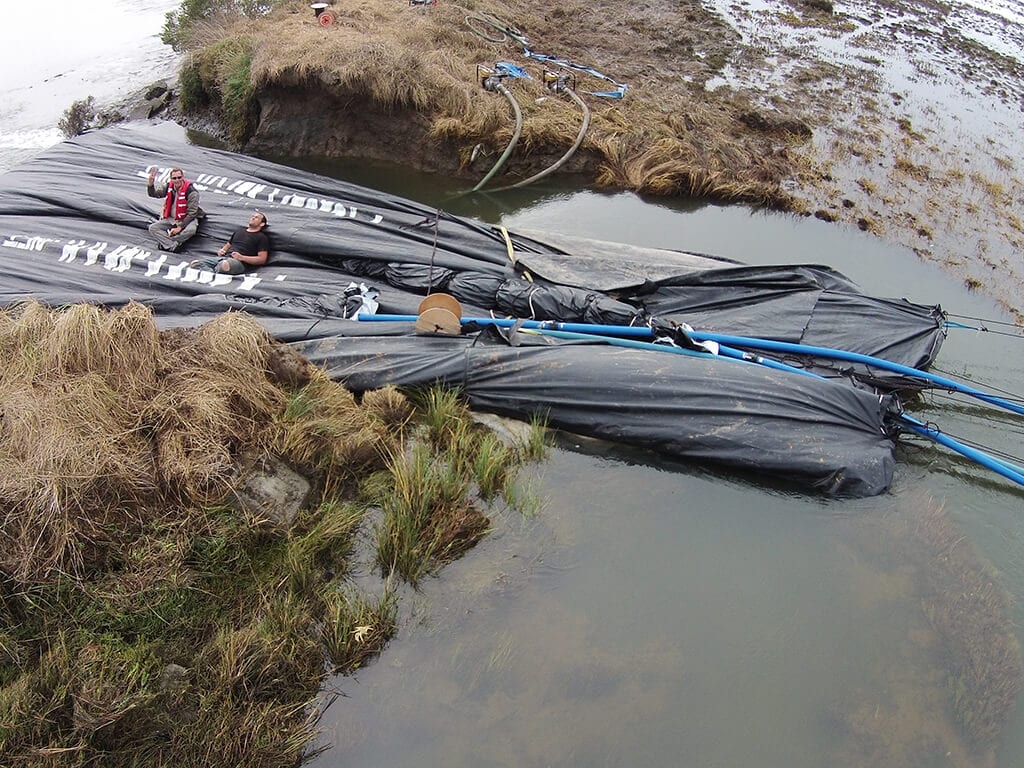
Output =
[
  {"x1": 0, "y1": 301, "x2": 548, "y2": 766},
  {"x1": 277, "y1": 373, "x2": 410, "y2": 493},
  {"x1": 177, "y1": 0, "x2": 807, "y2": 208},
  {"x1": 246, "y1": 4, "x2": 479, "y2": 117},
  {"x1": 893, "y1": 156, "x2": 930, "y2": 182},
  {"x1": 361, "y1": 384, "x2": 415, "y2": 430},
  {"x1": 0, "y1": 304, "x2": 280, "y2": 586},
  {"x1": 0, "y1": 302, "x2": 164, "y2": 584},
  {"x1": 592, "y1": 129, "x2": 791, "y2": 205}
]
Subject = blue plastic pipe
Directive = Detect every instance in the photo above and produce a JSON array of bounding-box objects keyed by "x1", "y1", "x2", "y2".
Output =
[
  {"x1": 528, "y1": 329, "x2": 1024, "y2": 489},
  {"x1": 359, "y1": 314, "x2": 1024, "y2": 417},
  {"x1": 359, "y1": 314, "x2": 1024, "y2": 489},
  {"x1": 683, "y1": 331, "x2": 1024, "y2": 418},
  {"x1": 898, "y1": 415, "x2": 1024, "y2": 487},
  {"x1": 526, "y1": 327, "x2": 823, "y2": 379},
  {"x1": 362, "y1": 314, "x2": 656, "y2": 337}
]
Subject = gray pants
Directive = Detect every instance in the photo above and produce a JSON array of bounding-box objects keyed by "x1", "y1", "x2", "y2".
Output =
[
  {"x1": 191, "y1": 256, "x2": 246, "y2": 275},
  {"x1": 148, "y1": 217, "x2": 199, "y2": 252}
]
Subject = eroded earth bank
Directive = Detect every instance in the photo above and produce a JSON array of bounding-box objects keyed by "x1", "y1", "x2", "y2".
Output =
[{"x1": 168, "y1": 0, "x2": 1024, "y2": 319}]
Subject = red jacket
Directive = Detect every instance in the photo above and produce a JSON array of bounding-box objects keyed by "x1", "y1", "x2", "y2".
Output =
[{"x1": 162, "y1": 180, "x2": 193, "y2": 221}]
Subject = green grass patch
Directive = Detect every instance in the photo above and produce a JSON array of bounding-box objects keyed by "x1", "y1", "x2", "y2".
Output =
[{"x1": 322, "y1": 586, "x2": 398, "y2": 674}]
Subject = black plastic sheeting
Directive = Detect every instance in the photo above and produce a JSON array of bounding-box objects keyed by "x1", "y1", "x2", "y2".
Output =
[
  {"x1": 296, "y1": 323, "x2": 900, "y2": 497},
  {"x1": 0, "y1": 122, "x2": 947, "y2": 495}
]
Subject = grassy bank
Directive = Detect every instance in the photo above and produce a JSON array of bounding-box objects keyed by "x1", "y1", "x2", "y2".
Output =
[
  {"x1": 0, "y1": 301, "x2": 546, "y2": 765},
  {"x1": 166, "y1": 0, "x2": 809, "y2": 208},
  {"x1": 151, "y1": 0, "x2": 1024, "y2": 320}
]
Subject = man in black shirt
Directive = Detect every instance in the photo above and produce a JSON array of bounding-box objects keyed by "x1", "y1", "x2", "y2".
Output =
[{"x1": 191, "y1": 212, "x2": 271, "y2": 274}]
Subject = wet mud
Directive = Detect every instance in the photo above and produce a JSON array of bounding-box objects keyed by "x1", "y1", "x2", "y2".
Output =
[{"x1": 707, "y1": 0, "x2": 1024, "y2": 319}]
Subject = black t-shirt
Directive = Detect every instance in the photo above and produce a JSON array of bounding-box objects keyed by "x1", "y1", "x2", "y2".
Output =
[{"x1": 228, "y1": 227, "x2": 271, "y2": 258}]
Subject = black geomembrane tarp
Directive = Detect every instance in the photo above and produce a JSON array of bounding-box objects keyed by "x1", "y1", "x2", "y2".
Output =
[{"x1": 0, "y1": 122, "x2": 948, "y2": 495}]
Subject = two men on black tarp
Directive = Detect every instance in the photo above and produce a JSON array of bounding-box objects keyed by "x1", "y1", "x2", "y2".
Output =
[{"x1": 146, "y1": 166, "x2": 269, "y2": 273}]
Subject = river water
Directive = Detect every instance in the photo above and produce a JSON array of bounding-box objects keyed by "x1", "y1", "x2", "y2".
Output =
[
  {"x1": 2, "y1": 3, "x2": 1024, "y2": 767},
  {"x1": 0, "y1": 0, "x2": 177, "y2": 173}
]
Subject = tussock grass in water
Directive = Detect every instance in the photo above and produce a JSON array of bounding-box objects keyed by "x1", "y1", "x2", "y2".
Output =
[
  {"x1": 375, "y1": 443, "x2": 480, "y2": 584},
  {"x1": 474, "y1": 431, "x2": 514, "y2": 501},
  {"x1": 502, "y1": 475, "x2": 544, "y2": 518},
  {"x1": 474, "y1": 413, "x2": 547, "y2": 499},
  {"x1": 520, "y1": 411, "x2": 550, "y2": 463},
  {"x1": 376, "y1": 388, "x2": 548, "y2": 583},
  {"x1": 415, "y1": 384, "x2": 466, "y2": 449},
  {"x1": 0, "y1": 303, "x2": 548, "y2": 766},
  {"x1": 322, "y1": 586, "x2": 398, "y2": 674}
]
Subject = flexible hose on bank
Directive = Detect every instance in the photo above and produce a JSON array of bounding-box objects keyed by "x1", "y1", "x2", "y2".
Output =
[
  {"x1": 471, "y1": 84, "x2": 523, "y2": 193},
  {"x1": 488, "y1": 86, "x2": 591, "y2": 192}
]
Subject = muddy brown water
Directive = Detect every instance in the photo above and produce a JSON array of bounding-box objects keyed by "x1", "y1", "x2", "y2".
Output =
[{"x1": 4, "y1": 2, "x2": 1024, "y2": 766}]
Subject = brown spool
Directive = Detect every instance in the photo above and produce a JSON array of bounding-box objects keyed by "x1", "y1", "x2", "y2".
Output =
[{"x1": 415, "y1": 293, "x2": 463, "y2": 335}]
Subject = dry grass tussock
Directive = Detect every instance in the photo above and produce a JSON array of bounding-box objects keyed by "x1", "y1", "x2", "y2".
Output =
[
  {"x1": 0, "y1": 303, "x2": 547, "y2": 765},
  {"x1": 0, "y1": 301, "x2": 382, "y2": 586},
  {"x1": 0, "y1": 306, "x2": 406, "y2": 765},
  {"x1": 247, "y1": 3, "x2": 484, "y2": 116},
  {"x1": 277, "y1": 371, "x2": 411, "y2": 491},
  {"x1": 187, "y1": 0, "x2": 805, "y2": 206},
  {"x1": 188, "y1": 22, "x2": 261, "y2": 81},
  {"x1": 591, "y1": 108, "x2": 796, "y2": 204}
]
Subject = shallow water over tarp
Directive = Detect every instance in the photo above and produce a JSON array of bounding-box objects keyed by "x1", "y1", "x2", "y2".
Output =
[{"x1": 0, "y1": 122, "x2": 948, "y2": 494}]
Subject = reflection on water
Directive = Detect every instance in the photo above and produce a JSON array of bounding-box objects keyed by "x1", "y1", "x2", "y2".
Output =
[{"x1": 261, "y1": 151, "x2": 590, "y2": 224}]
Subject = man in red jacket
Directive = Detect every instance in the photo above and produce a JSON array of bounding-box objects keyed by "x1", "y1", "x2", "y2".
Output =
[{"x1": 146, "y1": 166, "x2": 204, "y2": 252}]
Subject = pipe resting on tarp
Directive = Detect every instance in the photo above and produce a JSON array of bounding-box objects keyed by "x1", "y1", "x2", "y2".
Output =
[
  {"x1": 522, "y1": 325, "x2": 1024, "y2": 490},
  {"x1": 359, "y1": 314, "x2": 1016, "y2": 416},
  {"x1": 360, "y1": 314, "x2": 1024, "y2": 490},
  {"x1": 0, "y1": 122, "x2": 958, "y2": 497}
]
